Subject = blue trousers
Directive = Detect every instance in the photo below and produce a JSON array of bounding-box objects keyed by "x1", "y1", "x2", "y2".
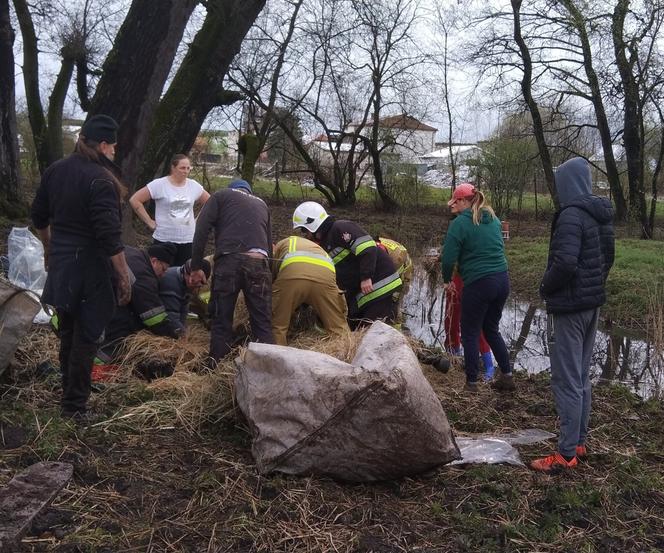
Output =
[{"x1": 460, "y1": 271, "x2": 511, "y2": 383}]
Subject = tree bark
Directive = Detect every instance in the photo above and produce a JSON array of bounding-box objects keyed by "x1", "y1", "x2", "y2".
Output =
[
  {"x1": 139, "y1": 0, "x2": 267, "y2": 185},
  {"x1": 511, "y1": 0, "x2": 558, "y2": 208},
  {"x1": 12, "y1": 0, "x2": 48, "y2": 172},
  {"x1": 612, "y1": 0, "x2": 650, "y2": 237},
  {"x1": 88, "y1": 0, "x2": 197, "y2": 241},
  {"x1": 46, "y1": 57, "x2": 75, "y2": 164},
  {"x1": 0, "y1": 0, "x2": 20, "y2": 205},
  {"x1": 558, "y1": 0, "x2": 628, "y2": 220},
  {"x1": 89, "y1": 0, "x2": 197, "y2": 184},
  {"x1": 239, "y1": 133, "x2": 260, "y2": 184}
]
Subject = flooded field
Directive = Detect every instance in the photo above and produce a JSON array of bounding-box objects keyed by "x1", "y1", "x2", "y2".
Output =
[{"x1": 403, "y1": 267, "x2": 664, "y2": 399}]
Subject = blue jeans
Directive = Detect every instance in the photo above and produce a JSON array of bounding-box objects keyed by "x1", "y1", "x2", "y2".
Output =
[{"x1": 460, "y1": 271, "x2": 511, "y2": 383}]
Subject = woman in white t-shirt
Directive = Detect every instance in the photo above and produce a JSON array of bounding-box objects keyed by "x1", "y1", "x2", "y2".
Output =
[{"x1": 130, "y1": 154, "x2": 210, "y2": 266}]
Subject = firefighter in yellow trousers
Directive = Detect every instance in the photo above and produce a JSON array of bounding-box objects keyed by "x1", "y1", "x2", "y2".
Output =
[{"x1": 272, "y1": 236, "x2": 349, "y2": 345}]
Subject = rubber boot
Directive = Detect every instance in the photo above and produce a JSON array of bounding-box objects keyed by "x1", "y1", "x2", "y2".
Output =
[{"x1": 482, "y1": 351, "x2": 495, "y2": 380}]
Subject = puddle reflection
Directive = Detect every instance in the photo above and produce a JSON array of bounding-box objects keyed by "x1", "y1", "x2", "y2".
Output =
[{"x1": 403, "y1": 268, "x2": 663, "y2": 399}]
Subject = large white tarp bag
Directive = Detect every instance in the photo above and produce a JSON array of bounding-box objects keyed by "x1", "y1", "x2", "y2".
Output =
[
  {"x1": 235, "y1": 321, "x2": 460, "y2": 481},
  {"x1": 0, "y1": 279, "x2": 41, "y2": 376}
]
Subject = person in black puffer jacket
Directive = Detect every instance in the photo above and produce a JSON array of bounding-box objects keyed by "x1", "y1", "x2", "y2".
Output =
[{"x1": 531, "y1": 157, "x2": 615, "y2": 473}]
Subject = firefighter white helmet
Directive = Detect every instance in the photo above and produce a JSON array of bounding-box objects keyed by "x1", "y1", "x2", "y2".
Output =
[{"x1": 292, "y1": 201, "x2": 329, "y2": 233}]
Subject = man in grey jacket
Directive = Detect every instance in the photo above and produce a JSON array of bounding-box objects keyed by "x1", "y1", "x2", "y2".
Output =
[
  {"x1": 531, "y1": 157, "x2": 615, "y2": 473},
  {"x1": 159, "y1": 258, "x2": 211, "y2": 332}
]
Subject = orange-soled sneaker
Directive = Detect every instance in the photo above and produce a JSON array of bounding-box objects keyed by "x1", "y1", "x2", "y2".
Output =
[
  {"x1": 530, "y1": 452, "x2": 578, "y2": 473},
  {"x1": 576, "y1": 445, "x2": 587, "y2": 459}
]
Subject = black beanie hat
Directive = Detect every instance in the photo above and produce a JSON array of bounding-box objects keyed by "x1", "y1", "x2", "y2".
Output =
[
  {"x1": 81, "y1": 114, "x2": 119, "y2": 144},
  {"x1": 183, "y1": 258, "x2": 211, "y2": 279},
  {"x1": 147, "y1": 243, "x2": 177, "y2": 266}
]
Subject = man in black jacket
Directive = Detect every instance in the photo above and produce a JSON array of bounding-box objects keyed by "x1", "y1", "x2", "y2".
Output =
[
  {"x1": 531, "y1": 157, "x2": 615, "y2": 473},
  {"x1": 292, "y1": 201, "x2": 402, "y2": 328},
  {"x1": 191, "y1": 180, "x2": 274, "y2": 362},
  {"x1": 102, "y1": 243, "x2": 182, "y2": 349},
  {"x1": 31, "y1": 114, "x2": 131, "y2": 419}
]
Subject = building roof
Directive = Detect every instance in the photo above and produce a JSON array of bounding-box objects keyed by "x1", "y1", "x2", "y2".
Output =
[
  {"x1": 350, "y1": 114, "x2": 437, "y2": 132},
  {"x1": 420, "y1": 144, "x2": 482, "y2": 161}
]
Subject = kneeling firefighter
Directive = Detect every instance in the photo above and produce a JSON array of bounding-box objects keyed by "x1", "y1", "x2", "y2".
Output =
[
  {"x1": 272, "y1": 235, "x2": 349, "y2": 344},
  {"x1": 292, "y1": 202, "x2": 402, "y2": 328}
]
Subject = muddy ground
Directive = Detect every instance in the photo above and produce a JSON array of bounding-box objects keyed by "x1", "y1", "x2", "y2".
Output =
[{"x1": 1, "y1": 202, "x2": 663, "y2": 552}]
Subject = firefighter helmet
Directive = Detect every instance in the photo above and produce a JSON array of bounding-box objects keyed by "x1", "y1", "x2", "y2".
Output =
[{"x1": 292, "y1": 201, "x2": 329, "y2": 233}]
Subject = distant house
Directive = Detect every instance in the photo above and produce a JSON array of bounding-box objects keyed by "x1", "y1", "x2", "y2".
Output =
[
  {"x1": 192, "y1": 129, "x2": 240, "y2": 164},
  {"x1": 345, "y1": 114, "x2": 437, "y2": 163},
  {"x1": 419, "y1": 144, "x2": 483, "y2": 169},
  {"x1": 307, "y1": 133, "x2": 357, "y2": 167}
]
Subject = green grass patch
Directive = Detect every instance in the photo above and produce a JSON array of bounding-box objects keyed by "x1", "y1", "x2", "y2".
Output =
[{"x1": 506, "y1": 236, "x2": 664, "y2": 327}]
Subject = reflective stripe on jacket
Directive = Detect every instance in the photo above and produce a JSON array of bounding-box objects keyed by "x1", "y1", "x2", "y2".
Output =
[
  {"x1": 355, "y1": 271, "x2": 403, "y2": 308},
  {"x1": 280, "y1": 236, "x2": 335, "y2": 273}
]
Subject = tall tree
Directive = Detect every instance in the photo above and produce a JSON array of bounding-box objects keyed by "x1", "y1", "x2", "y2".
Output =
[
  {"x1": 138, "y1": 0, "x2": 267, "y2": 184},
  {"x1": 510, "y1": 0, "x2": 557, "y2": 207},
  {"x1": 556, "y1": 0, "x2": 628, "y2": 220},
  {"x1": 12, "y1": 0, "x2": 88, "y2": 171},
  {"x1": 0, "y1": 0, "x2": 20, "y2": 208},
  {"x1": 611, "y1": 0, "x2": 664, "y2": 237},
  {"x1": 88, "y1": 0, "x2": 198, "y2": 196}
]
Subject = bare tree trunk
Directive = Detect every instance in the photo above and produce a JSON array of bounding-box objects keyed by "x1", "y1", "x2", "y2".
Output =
[
  {"x1": 90, "y1": 0, "x2": 197, "y2": 180},
  {"x1": 12, "y1": 0, "x2": 48, "y2": 172},
  {"x1": 138, "y1": 0, "x2": 266, "y2": 185},
  {"x1": 511, "y1": 0, "x2": 558, "y2": 208},
  {"x1": 46, "y1": 58, "x2": 75, "y2": 164},
  {"x1": 558, "y1": 0, "x2": 628, "y2": 220},
  {"x1": 648, "y1": 104, "x2": 664, "y2": 233},
  {"x1": 239, "y1": 133, "x2": 260, "y2": 184},
  {"x1": 612, "y1": 0, "x2": 650, "y2": 237},
  {"x1": 88, "y1": 0, "x2": 198, "y2": 241},
  {"x1": 442, "y1": 27, "x2": 456, "y2": 189},
  {"x1": 370, "y1": 84, "x2": 398, "y2": 211},
  {"x1": 0, "y1": 0, "x2": 20, "y2": 206}
]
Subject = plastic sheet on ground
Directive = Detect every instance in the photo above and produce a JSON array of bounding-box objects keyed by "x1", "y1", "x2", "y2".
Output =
[
  {"x1": 6, "y1": 227, "x2": 49, "y2": 324},
  {"x1": 451, "y1": 429, "x2": 556, "y2": 467}
]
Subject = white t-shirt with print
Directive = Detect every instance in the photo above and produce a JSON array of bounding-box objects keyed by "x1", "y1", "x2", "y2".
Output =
[{"x1": 147, "y1": 176, "x2": 205, "y2": 243}]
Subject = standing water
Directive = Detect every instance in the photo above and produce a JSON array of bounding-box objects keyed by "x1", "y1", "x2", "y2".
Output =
[{"x1": 402, "y1": 266, "x2": 663, "y2": 400}]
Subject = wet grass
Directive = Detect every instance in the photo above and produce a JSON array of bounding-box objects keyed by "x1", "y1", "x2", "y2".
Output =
[
  {"x1": 1, "y1": 186, "x2": 663, "y2": 552},
  {"x1": 505, "y1": 236, "x2": 664, "y2": 329},
  {"x1": 1, "y1": 326, "x2": 663, "y2": 553}
]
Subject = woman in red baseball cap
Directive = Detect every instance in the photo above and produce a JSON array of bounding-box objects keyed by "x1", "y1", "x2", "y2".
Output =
[{"x1": 440, "y1": 183, "x2": 514, "y2": 393}]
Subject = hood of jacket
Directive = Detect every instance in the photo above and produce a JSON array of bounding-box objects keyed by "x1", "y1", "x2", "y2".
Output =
[
  {"x1": 555, "y1": 157, "x2": 613, "y2": 224},
  {"x1": 565, "y1": 194, "x2": 614, "y2": 225},
  {"x1": 555, "y1": 157, "x2": 592, "y2": 207}
]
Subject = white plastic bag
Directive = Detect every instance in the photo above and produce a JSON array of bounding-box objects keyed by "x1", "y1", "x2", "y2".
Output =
[
  {"x1": 8, "y1": 227, "x2": 47, "y2": 291},
  {"x1": 7, "y1": 227, "x2": 50, "y2": 324}
]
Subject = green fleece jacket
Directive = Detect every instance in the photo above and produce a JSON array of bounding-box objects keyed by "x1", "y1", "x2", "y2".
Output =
[{"x1": 441, "y1": 208, "x2": 507, "y2": 285}]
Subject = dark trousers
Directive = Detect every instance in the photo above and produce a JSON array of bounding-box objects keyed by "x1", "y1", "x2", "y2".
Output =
[
  {"x1": 347, "y1": 290, "x2": 399, "y2": 330},
  {"x1": 57, "y1": 311, "x2": 99, "y2": 414},
  {"x1": 153, "y1": 239, "x2": 192, "y2": 267},
  {"x1": 209, "y1": 254, "x2": 274, "y2": 361},
  {"x1": 460, "y1": 271, "x2": 511, "y2": 383}
]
